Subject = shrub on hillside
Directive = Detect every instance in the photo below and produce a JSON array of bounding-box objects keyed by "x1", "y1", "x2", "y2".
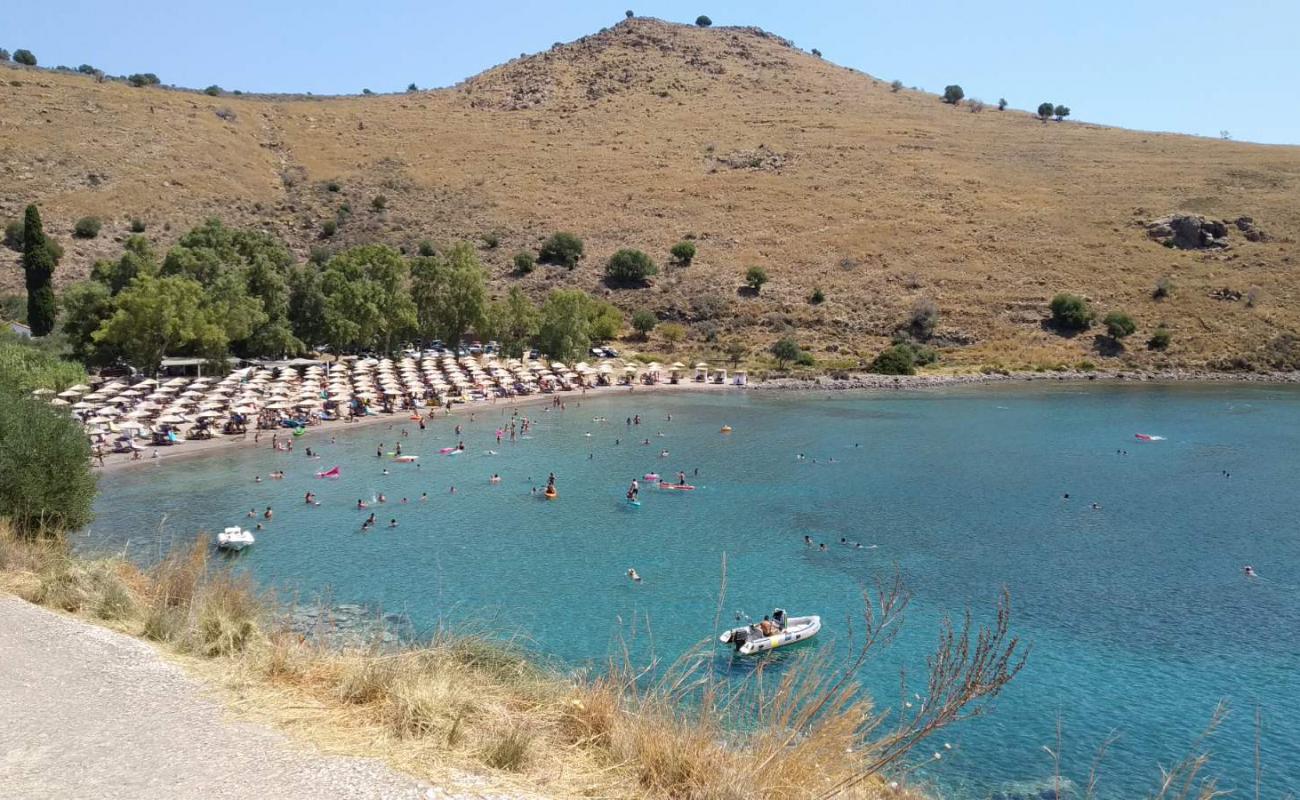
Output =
[
  {"x1": 371, "y1": 195, "x2": 388, "y2": 211},
  {"x1": 407, "y1": 83, "x2": 418, "y2": 92},
  {"x1": 795, "y1": 350, "x2": 816, "y2": 367},
  {"x1": 130, "y1": 219, "x2": 147, "y2": 233},
  {"x1": 0, "y1": 49, "x2": 10, "y2": 63},
  {"x1": 512, "y1": 251, "x2": 535, "y2": 274},
  {"x1": 481, "y1": 231, "x2": 500, "y2": 249},
  {"x1": 998, "y1": 98, "x2": 1008, "y2": 111},
  {"x1": 890, "y1": 79, "x2": 903, "y2": 93},
  {"x1": 0, "y1": 386, "x2": 96, "y2": 537},
  {"x1": 770, "y1": 337, "x2": 800, "y2": 367},
  {"x1": 1103, "y1": 311, "x2": 1136, "y2": 340},
  {"x1": 1054, "y1": 105, "x2": 1070, "y2": 122},
  {"x1": 670, "y1": 240, "x2": 696, "y2": 265},
  {"x1": 908, "y1": 297, "x2": 939, "y2": 339},
  {"x1": 127, "y1": 73, "x2": 160, "y2": 87},
  {"x1": 869, "y1": 343, "x2": 917, "y2": 375},
  {"x1": 659, "y1": 322, "x2": 686, "y2": 349},
  {"x1": 539, "y1": 232, "x2": 584, "y2": 269},
  {"x1": 1153, "y1": 277, "x2": 1173, "y2": 300},
  {"x1": 13, "y1": 49, "x2": 36, "y2": 66},
  {"x1": 968, "y1": 98, "x2": 985, "y2": 113},
  {"x1": 326, "y1": 181, "x2": 341, "y2": 193},
  {"x1": 809, "y1": 287, "x2": 825, "y2": 305},
  {"x1": 321, "y1": 220, "x2": 338, "y2": 238},
  {"x1": 1037, "y1": 102, "x2": 1055, "y2": 122},
  {"x1": 626, "y1": 10, "x2": 634, "y2": 18},
  {"x1": 77, "y1": 64, "x2": 97, "y2": 75},
  {"x1": 605, "y1": 249, "x2": 658, "y2": 286},
  {"x1": 632, "y1": 309, "x2": 657, "y2": 338},
  {"x1": 745, "y1": 266, "x2": 768, "y2": 293},
  {"x1": 942, "y1": 85, "x2": 964, "y2": 105},
  {"x1": 73, "y1": 217, "x2": 102, "y2": 239},
  {"x1": 1148, "y1": 326, "x2": 1172, "y2": 351},
  {"x1": 3, "y1": 219, "x2": 22, "y2": 251},
  {"x1": 695, "y1": 15, "x2": 713, "y2": 27},
  {"x1": 1049, "y1": 293, "x2": 1093, "y2": 331},
  {"x1": 203, "y1": 85, "x2": 221, "y2": 96}
]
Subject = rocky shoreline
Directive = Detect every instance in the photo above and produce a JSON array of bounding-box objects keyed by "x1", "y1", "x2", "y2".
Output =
[{"x1": 754, "y1": 369, "x2": 1300, "y2": 392}]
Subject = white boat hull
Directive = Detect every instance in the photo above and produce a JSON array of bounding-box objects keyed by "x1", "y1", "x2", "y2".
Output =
[
  {"x1": 720, "y1": 615, "x2": 820, "y2": 655},
  {"x1": 217, "y1": 526, "x2": 255, "y2": 551}
]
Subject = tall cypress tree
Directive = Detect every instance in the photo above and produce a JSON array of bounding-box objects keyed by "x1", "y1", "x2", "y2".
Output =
[{"x1": 21, "y1": 204, "x2": 58, "y2": 336}]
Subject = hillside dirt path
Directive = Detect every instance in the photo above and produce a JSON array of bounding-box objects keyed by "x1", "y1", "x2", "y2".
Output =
[{"x1": 0, "y1": 595, "x2": 525, "y2": 800}]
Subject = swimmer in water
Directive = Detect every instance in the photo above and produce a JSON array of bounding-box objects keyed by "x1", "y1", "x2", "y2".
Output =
[
  {"x1": 247, "y1": 508, "x2": 256, "y2": 518},
  {"x1": 627, "y1": 568, "x2": 641, "y2": 583},
  {"x1": 819, "y1": 543, "x2": 828, "y2": 552},
  {"x1": 263, "y1": 506, "x2": 273, "y2": 520},
  {"x1": 254, "y1": 475, "x2": 262, "y2": 483},
  {"x1": 389, "y1": 519, "x2": 398, "y2": 528},
  {"x1": 357, "y1": 499, "x2": 367, "y2": 509},
  {"x1": 420, "y1": 492, "x2": 428, "y2": 501},
  {"x1": 378, "y1": 493, "x2": 387, "y2": 503},
  {"x1": 804, "y1": 535, "x2": 813, "y2": 546},
  {"x1": 1244, "y1": 565, "x2": 1257, "y2": 578},
  {"x1": 382, "y1": 468, "x2": 389, "y2": 476}
]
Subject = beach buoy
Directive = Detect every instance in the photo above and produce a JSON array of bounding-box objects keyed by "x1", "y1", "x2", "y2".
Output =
[
  {"x1": 544, "y1": 489, "x2": 558, "y2": 500},
  {"x1": 720, "y1": 425, "x2": 732, "y2": 433}
]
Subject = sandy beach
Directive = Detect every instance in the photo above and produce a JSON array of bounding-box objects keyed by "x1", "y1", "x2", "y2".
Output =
[{"x1": 94, "y1": 380, "x2": 741, "y2": 474}]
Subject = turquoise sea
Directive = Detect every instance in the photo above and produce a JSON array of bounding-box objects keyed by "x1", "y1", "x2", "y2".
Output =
[{"x1": 85, "y1": 383, "x2": 1300, "y2": 799}]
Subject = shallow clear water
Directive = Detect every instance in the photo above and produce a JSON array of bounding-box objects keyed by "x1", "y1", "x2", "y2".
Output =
[{"x1": 86, "y1": 383, "x2": 1300, "y2": 798}]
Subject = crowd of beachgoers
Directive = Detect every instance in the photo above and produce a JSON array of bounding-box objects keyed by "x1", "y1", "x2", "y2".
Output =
[{"x1": 31, "y1": 353, "x2": 736, "y2": 469}]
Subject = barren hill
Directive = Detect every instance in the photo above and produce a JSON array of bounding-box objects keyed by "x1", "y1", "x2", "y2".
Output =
[{"x1": 3, "y1": 17, "x2": 1299, "y2": 369}]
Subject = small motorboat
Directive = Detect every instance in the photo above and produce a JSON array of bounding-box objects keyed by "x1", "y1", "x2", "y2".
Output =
[
  {"x1": 720, "y1": 609, "x2": 820, "y2": 655},
  {"x1": 217, "y1": 526, "x2": 255, "y2": 552},
  {"x1": 658, "y1": 482, "x2": 695, "y2": 491}
]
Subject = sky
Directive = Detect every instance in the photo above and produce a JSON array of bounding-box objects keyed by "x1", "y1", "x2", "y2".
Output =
[{"x1": 8, "y1": 1, "x2": 1299, "y2": 144}]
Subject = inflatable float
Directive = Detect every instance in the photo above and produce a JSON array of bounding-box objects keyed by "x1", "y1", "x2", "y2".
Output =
[
  {"x1": 658, "y1": 482, "x2": 695, "y2": 491},
  {"x1": 393, "y1": 455, "x2": 418, "y2": 463},
  {"x1": 544, "y1": 488, "x2": 558, "y2": 500},
  {"x1": 719, "y1": 612, "x2": 820, "y2": 655},
  {"x1": 720, "y1": 425, "x2": 733, "y2": 433},
  {"x1": 1134, "y1": 433, "x2": 1166, "y2": 441},
  {"x1": 315, "y1": 466, "x2": 341, "y2": 479},
  {"x1": 643, "y1": 473, "x2": 660, "y2": 481},
  {"x1": 291, "y1": 427, "x2": 307, "y2": 437}
]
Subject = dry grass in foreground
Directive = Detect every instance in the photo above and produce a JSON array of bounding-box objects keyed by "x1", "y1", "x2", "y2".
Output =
[{"x1": 1, "y1": 524, "x2": 1032, "y2": 799}]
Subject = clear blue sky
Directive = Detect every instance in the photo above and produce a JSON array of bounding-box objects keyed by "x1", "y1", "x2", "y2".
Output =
[{"x1": 9, "y1": 1, "x2": 1299, "y2": 144}]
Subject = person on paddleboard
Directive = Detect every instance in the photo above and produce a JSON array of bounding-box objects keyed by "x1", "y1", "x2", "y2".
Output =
[
  {"x1": 627, "y1": 478, "x2": 640, "y2": 501},
  {"x1": 677, "y1": 471, "x2": 687, "y2": 486}
]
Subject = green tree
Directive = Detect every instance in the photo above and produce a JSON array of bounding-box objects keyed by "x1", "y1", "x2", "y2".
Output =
[
  {"x1": 204, "y1": 85, "x2": 222, "y2": 96},
  {"x1": 695, "y1": 15, "x2": 712, "y2": 26},
  {"x1": 1049, "y1": 293, "x2": 1094, "y2": 331},
  {"x1": 605, "y1": 248, "x2": 658, "y2": 286},
  {"x1": 0, "y1": 49, "x2": 10, "y2": 63},
  {"x1": 288, "y1": 265, "x2": 330, "y2": 348},
  {"x1": 0, "y1": 333, "x2": 86, "y2": 394},
  {"x1": 998, "y1": 97, "x2": 1008, "y2": 110},
  {"x1": 0, "y1": 391, "x2": 96, "y2": 536},
  {"x1": 942, "y1": 85, "x2": 964, "y2": 105},
  {"x1": 319, "y1": 245, "x2": 415, "y2": 354},
  {"x1": 407, "y1": 82, "x2": 418, "y2": 92},
  {"x1": 770, "y1": 337, "x2": 800, "y2": 367},
  {"x1": 91, "y1": 234, "x2": 158, "y2": 295},
  {"x1": 127, "y1": 73, "x2": 161, "y2": 87},
  {"x1": 94, "y1": 275, "x2": 227, "y2": 374},
  {"x1": 1037, "y1": 102, "x2": 1055, "y2": 122},
  {"x1": 744, "y1": 265, "x2": 769, "y2": 293},
  {"x1": 13, "y1": 49, "x2": 36, "y2": 66},
  {"x1": 890, "y1": 79, "x2": 903, "y2": 92},
  {"x1": 483, "y1": 288, "x2": 540, "y2": 358},
  {"x1": 588, "y1": 300, "x2": 624, "y2": 341},
  {"x1": 670, "y1": 240, "x2": 696, "y2": 265},
  {"x1": 537, "y1": 289, "x2": 593, "y2": 360},
  {"x1": 410, "y1": 242, "x2": 487, "y2": 347},
  {"x1": 538, "y1": 232, "x2": 584, "y2": 269},
  {"x1": 659, "y1": 322, "x2": 686, "y2": 350},
  {"x1": 725, "y1": 340, "x2": 747, "y2": 367},
  {"x1": 1053, "y1": 104, "x2": 1070, "y2": 122},
  {"x1": 869, "y1": 343, "x2": 917, "y2": 375},
  {"x1": 1103, "y1": 311, "x2": 1136, "y2": 340},
  {"x1": 21, "y1": 205, "x2": 59, "y2": 336},
  {"x1": 60, "y1": 281, "x2": 117, "y2": 364},
  {"x1": 632, "y1": 309, "x2": 657, "y2": 339}
]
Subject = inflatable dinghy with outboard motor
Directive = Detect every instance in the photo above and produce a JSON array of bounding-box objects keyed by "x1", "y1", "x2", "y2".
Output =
[{"x1": 719, "y1": 609, "x2": 820, "y2": 655}]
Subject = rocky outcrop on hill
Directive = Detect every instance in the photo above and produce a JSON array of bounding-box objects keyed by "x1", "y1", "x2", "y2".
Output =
[{"x1": 1146, "y1": 214, "x2": 1268, "y2": 249}]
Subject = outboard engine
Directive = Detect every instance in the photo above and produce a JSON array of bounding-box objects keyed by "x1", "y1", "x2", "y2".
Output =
[
  {"x1": 730, "y1": 627, "x2": 749, "y2": 652},
  {"x1": 773, "y1": 608, "x2": 786, "y2": 629}
]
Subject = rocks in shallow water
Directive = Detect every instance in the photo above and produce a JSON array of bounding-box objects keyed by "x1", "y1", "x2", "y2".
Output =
[{"x1": 286, "y1": 602, "x2": 414, "y2": 649}]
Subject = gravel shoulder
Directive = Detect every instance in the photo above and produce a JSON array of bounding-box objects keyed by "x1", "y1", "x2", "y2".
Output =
[{"x1": 0, "y1": 595, "x2": 496, "y2": 800}]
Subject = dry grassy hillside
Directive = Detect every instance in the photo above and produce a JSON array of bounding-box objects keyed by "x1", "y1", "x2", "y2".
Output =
[{"x1": 2, "y1": 17, "x2": 1298, "y2": 369}]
